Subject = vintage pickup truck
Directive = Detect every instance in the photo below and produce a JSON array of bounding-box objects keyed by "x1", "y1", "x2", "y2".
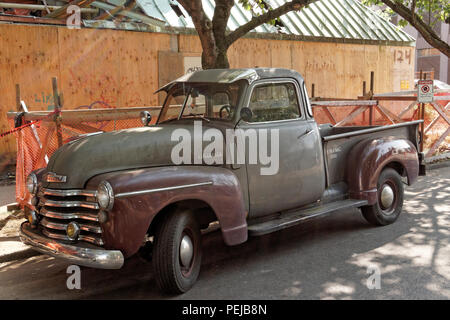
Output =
[{"x1": 20, "y1": 68, "x2": 425, "y2": 294}]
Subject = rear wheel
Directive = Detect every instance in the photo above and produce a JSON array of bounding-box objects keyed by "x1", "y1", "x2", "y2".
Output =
[
  {"x1": 153, "y1": 209, "x2": 202, "y2": 294},
  {"x1": 361, "y1": 168, "x2": 404, "y2": 226}
]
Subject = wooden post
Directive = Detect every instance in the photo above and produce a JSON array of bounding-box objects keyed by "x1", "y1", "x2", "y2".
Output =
[
  {"x1": 15, "y1": 84, "x2": 23, "y2": 112},
  {"x1": 420, "y1": 106, "x2": 425, "y2": 152},
  {"x1": 368, "y1": 74, "x2": 374, "y2": 125},
  {"x1": 362, "y1": 80, "x2": 368, "y2": 124},
  {"x1": 15, "y1": 83, "x2": 25, "y2": 195},
  {"x1": 369, "y1": 71, "x2": 374, "y2": 99},
  {"x1": 417, "y1": 71, "x2": 422, "y2": 122},
  {"x1": 52, "y1": 77, "x2": 63, "y2": 147},
  {"x1": 311, "y1": 83, "x2": 315, "y2": 99},
  {"x1": 418, "y1": 70, "x2": 425, "y2": 152},
  {"x1": 59, "y1": 93, "x2": 64, "y2": 111}
]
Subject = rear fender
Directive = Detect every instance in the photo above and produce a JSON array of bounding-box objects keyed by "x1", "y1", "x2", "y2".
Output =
[{"x1": 346, "y1": 137, "x2": 419, "y2": 205}]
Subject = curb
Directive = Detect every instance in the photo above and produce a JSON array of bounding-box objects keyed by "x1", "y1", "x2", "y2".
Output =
[
  {"x1": 0, "y1": 202, "x2": 20, "y2": 220},
  {"x1": 6, "y1": 203, "x2": 19, "y2": 211},
  {"x1": 0, "y1": 248, "x2": 41, "y2": 264},
  {"x1": 0, "y1": 202, "x2": 42, "y2": 263},
  {"x1": 425, "y1": 159, "x2": 450, "y2": 171}
]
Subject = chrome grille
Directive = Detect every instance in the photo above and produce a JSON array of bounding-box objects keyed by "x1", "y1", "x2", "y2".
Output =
[{"x1": 36, "y1": 188, "x2": 104, "y2": 246}]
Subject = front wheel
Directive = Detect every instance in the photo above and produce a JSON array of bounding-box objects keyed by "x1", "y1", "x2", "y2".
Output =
[
  {"x1": 153, "y1": 209, "x2": 202, "y2": 294},
  {"x1": 361, "y1": 168, "x2": 404, "y2": 226}
]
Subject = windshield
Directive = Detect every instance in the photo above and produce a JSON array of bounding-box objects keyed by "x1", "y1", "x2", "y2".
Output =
[{"x1": 157, "y1": 80, "x2": 247, "y2": 123}]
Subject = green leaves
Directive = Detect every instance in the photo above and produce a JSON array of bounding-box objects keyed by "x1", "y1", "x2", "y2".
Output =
[
  {"x1": 398, "y1": 18, "x2": 408, "y2": 27},
  {"x1": 362, "y1": 0, "x2": 450, "y2": 57},
  {"x1": 237, "y1": 0, "x2": 282, "y2": 26},
  {"x1": 239, "y1": 0, "x2": 269, "y2": 12},
  {"x1": 239, "y1": 0, "x2": 253, "y2": 10},
  {"x1": 362, "y1": 0, "x2": 450, "y2": 27},
  {"x1": 238, "y1": 0, "x2": 271, "y2": 14}
]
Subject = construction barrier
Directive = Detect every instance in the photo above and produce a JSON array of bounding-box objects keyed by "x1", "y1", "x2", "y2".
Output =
[
  {"x1": 311, "y1": 92, "x2": 450, "y2": 156},
  {"x1": 3, "y1": 85, "x2": 450, "y2": 208}
]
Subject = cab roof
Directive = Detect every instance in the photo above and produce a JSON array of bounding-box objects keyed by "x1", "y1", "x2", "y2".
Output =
[{"x1": 155, "y1": 68, "x2": 305, "y2": 93}]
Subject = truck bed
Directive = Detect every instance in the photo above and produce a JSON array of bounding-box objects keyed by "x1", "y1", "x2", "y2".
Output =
[
  {"x1": 318, "y1": 123, "x2": 377, "y2": 138},
  {"x1": 318, "y1": 120, "x2": 422, "y2": 186}
]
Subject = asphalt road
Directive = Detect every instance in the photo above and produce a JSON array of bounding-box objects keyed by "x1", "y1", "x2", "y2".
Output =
[{"x1": 0, "y1": 167, "x2": 449, "y2": 300}]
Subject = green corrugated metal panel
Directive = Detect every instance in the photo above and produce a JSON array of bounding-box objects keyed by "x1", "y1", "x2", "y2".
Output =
[{"x1": 140, "y1": 0, "x2": 415, "y2": 44}]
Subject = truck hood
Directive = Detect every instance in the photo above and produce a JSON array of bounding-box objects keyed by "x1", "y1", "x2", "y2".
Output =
[{"x1": 44, "y1": 121, "x2": 229, "y2": 189}]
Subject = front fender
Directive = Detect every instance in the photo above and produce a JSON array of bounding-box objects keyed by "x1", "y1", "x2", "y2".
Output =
[
  {"x1": 346, "y1": 137, "x2": 419, "y2": 205},
  {"x1": 86, "y1": 166, "x2": 247, "y2": 258}
]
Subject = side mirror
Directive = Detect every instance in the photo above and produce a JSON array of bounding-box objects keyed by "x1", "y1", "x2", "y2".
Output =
[
  {"x1": 140, "y1": 111, "x2": 152, "y2": 126},
  {"x1": 240, "y1": 107, "x2": 253, "y2": 122}
]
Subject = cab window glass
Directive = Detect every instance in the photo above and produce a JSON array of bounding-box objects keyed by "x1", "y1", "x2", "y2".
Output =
[
  {"x1": 183, "y1": 90, "x2": 207, "y2": 116},
  {"x1": 212, "y1": 92, "x2": 232, "y2": 118},
  {"x1": 248, "y1": 83, "x2": 300, "y2": 122},
  {"x1": 158, "y1": 81, "x2": 246, "y2": 123}
]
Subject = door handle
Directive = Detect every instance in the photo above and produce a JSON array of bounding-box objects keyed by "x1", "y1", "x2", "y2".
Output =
[{"x1": 297, "y1": 129, "x2": 312, "y2": 139}]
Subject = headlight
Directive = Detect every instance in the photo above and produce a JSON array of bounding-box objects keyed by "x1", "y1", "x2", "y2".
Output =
[
  {"x1": 26, "y1": 173, "x2": 38, "y2": 195},
  {"x1": 97, "y1": 181, "x2": 114, "y2": 211}
]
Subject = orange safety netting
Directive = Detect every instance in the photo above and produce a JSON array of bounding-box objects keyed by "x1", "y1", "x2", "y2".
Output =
[
  {"x1": 3, "y1": 97, "x2": 449, "y2": 209},
  {"x1": 7, "y1": 110, "x2": 143, "y2": 208},
  {"x1": 312, "y1": 100, "x2": 450, "y2": 155}
]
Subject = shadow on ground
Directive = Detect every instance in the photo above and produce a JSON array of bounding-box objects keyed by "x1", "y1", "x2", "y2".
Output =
[{"x1": 0, "y1": 168, "x2": 448, "y2": 299}]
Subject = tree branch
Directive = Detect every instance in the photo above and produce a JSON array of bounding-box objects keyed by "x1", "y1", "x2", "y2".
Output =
[
  {"x1": 381, "y1": 0, "x2": 450, "y2": 57},
  {"x1": 225, "y1": 0, "x2": 318, "y2": 47},
  {"x1": 212, "y1": 0, "x2": 234, "y2": 48}
]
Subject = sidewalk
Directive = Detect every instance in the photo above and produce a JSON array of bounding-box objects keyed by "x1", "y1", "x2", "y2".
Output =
[
  {"x1": 0, "y1": 201, "x2": 39, "y2": 263},
  {"x1": 0, "y1": 184, "x2": 15, "y2": 207}
]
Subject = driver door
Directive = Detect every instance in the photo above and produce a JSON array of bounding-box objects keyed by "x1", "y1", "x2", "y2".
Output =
[{"x1": 239, "y1": 80, "x2": 324, "y2": 218}]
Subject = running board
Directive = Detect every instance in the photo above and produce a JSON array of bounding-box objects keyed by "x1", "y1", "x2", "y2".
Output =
[{"x1": 248, "y1": 199, "x2": 368, "y2": 236}]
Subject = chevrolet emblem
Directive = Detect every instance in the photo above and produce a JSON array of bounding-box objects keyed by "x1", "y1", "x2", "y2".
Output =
[{"x1": 46, "y1": 172, "x2": 67, "y2": 183}]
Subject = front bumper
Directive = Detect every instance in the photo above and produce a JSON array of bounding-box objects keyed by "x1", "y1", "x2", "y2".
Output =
[{"x1": 20, "y1": 222, "x2": 124, "y2": 269}]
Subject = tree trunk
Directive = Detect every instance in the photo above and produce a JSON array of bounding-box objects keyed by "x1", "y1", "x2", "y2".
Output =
[
  {"x1": 179, "y1": 0, "x2": 234, "y2": 70},
  {"x1": 179, "y1": 0, "x2": 315, "y2": 69},
  {"x1": 202, "y1": 45, "x2": 230, "y2": 69},
  {"x1": 214, "y1": 49, "x2": 230, "y2": 69},
  {"x1": 200, "y1": 39, "x2": 230, "y2": 69}
]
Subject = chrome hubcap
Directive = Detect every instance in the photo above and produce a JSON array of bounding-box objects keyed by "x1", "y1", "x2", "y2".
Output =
[
  {"x1": 380, "y1": 184, "x2": 395, "y2": 210},
  {"x1": 180, "y1": 235, "x2": 194, "y2": 268}
]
